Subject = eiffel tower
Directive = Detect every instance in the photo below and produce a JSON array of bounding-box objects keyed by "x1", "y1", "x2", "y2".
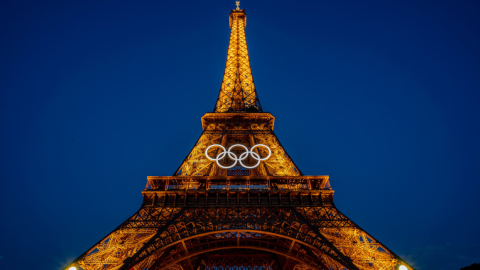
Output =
[{"x1": 66, "y1": 4, "x2": 415, "y2": 270}]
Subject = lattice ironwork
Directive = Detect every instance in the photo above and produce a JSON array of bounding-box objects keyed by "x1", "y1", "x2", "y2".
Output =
[
  {"x1": 197, "y1": 249, "x2": 279, "y2": 270},
  {"x1": 65, "y1": 5, "x2": 414, "y2": 270},
  {"x1": 227, "y1": 167, "x2": 250, "y2": 176},
  {"x1": 68, "y1": 196, "x2": 410, "y2": 270},
  {"x1": 174, "y1": 113, "x2": 302, "y2": 177},
  {"x1": 214, "y1": 10, "x2": 262, "y2": 113}
]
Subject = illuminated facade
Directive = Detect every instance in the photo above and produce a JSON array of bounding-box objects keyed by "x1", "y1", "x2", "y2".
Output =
[{"x1": 66, "y1": 5, "x2": 414, "y2": 270}]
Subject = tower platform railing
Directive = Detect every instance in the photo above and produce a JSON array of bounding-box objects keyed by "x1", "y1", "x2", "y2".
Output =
[{"x1": 145, "y1": 175, "x2": 331, "y2": 191}]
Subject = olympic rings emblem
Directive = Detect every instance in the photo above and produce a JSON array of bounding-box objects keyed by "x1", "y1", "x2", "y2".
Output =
[{"x1": 205, "y1": 144, "x2": 271, "y2": 169}]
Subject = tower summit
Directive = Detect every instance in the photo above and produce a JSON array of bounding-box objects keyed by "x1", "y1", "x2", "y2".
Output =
[
  {"x1": 66, "y1": 4, "x2": 415, "y2": 270},
  {"x1": 214, "y1": 5, "x2": 262, "y2": 113}
]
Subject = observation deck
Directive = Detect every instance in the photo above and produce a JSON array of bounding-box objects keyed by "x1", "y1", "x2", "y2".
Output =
[
  {"x1": 201, "y1": 112, "x2": 275, "y2": 130},
  {"x1": 142, "y1": 175, "x2": 334, "y2": 208}
]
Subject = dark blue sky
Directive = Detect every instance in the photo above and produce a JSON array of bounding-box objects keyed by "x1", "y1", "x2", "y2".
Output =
[{"x1": 1, "y1": 1, "x2": 479, "y2": 269}]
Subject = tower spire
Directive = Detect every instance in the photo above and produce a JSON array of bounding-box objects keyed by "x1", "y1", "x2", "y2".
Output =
[{"x1": 214, "y1": 7, "x2": 262, "y2": 113}]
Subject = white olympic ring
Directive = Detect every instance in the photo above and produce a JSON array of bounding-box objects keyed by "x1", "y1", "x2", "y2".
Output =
[{"x1": 205, "y1": 144, "x2": 271, "y2": 169}]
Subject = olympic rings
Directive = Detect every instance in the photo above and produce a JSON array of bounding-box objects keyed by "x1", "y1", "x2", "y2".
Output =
[{"x1": 205, "y1": 144, "x2": 271, "y2": 169}]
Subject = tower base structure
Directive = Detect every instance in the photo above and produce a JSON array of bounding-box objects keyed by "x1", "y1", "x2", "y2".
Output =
[{"x1": 69, "y1": 175, "x2": 413, "y2": 270}]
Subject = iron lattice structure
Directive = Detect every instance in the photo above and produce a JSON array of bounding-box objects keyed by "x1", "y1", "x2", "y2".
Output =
[
  {"x1": 214, "y1": 10, "x2": 261, "y2": 113},
  {"x1": 66, "y1": 7, "x2": 414, "y2": 270}
]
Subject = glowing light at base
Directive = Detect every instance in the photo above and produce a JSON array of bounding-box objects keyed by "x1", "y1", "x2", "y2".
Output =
[
  {"x1": 399, "y1": 265, "x2": 408, "y2": 270},
  {"x1": 68, "y1": 267, "x2": 77, "y2": 270}
]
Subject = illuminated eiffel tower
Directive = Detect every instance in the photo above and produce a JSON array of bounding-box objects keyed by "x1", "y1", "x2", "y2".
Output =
[{"x1": 66, "y1": 4, "x2": 415, "y2": 270}]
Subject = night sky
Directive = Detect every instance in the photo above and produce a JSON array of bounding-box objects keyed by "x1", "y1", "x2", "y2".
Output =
[{"x1": 1, "y1": 1, "x2": 479, "y2": 269}]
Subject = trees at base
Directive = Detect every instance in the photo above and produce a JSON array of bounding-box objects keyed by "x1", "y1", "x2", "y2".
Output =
[{"x1": 461, "y1": 263, "x2": 480, "y2": 270}]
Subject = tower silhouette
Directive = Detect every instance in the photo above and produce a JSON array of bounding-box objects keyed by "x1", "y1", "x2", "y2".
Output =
[{"x1": 66, "y1": 6, "x2": 414, "y2": 270}]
